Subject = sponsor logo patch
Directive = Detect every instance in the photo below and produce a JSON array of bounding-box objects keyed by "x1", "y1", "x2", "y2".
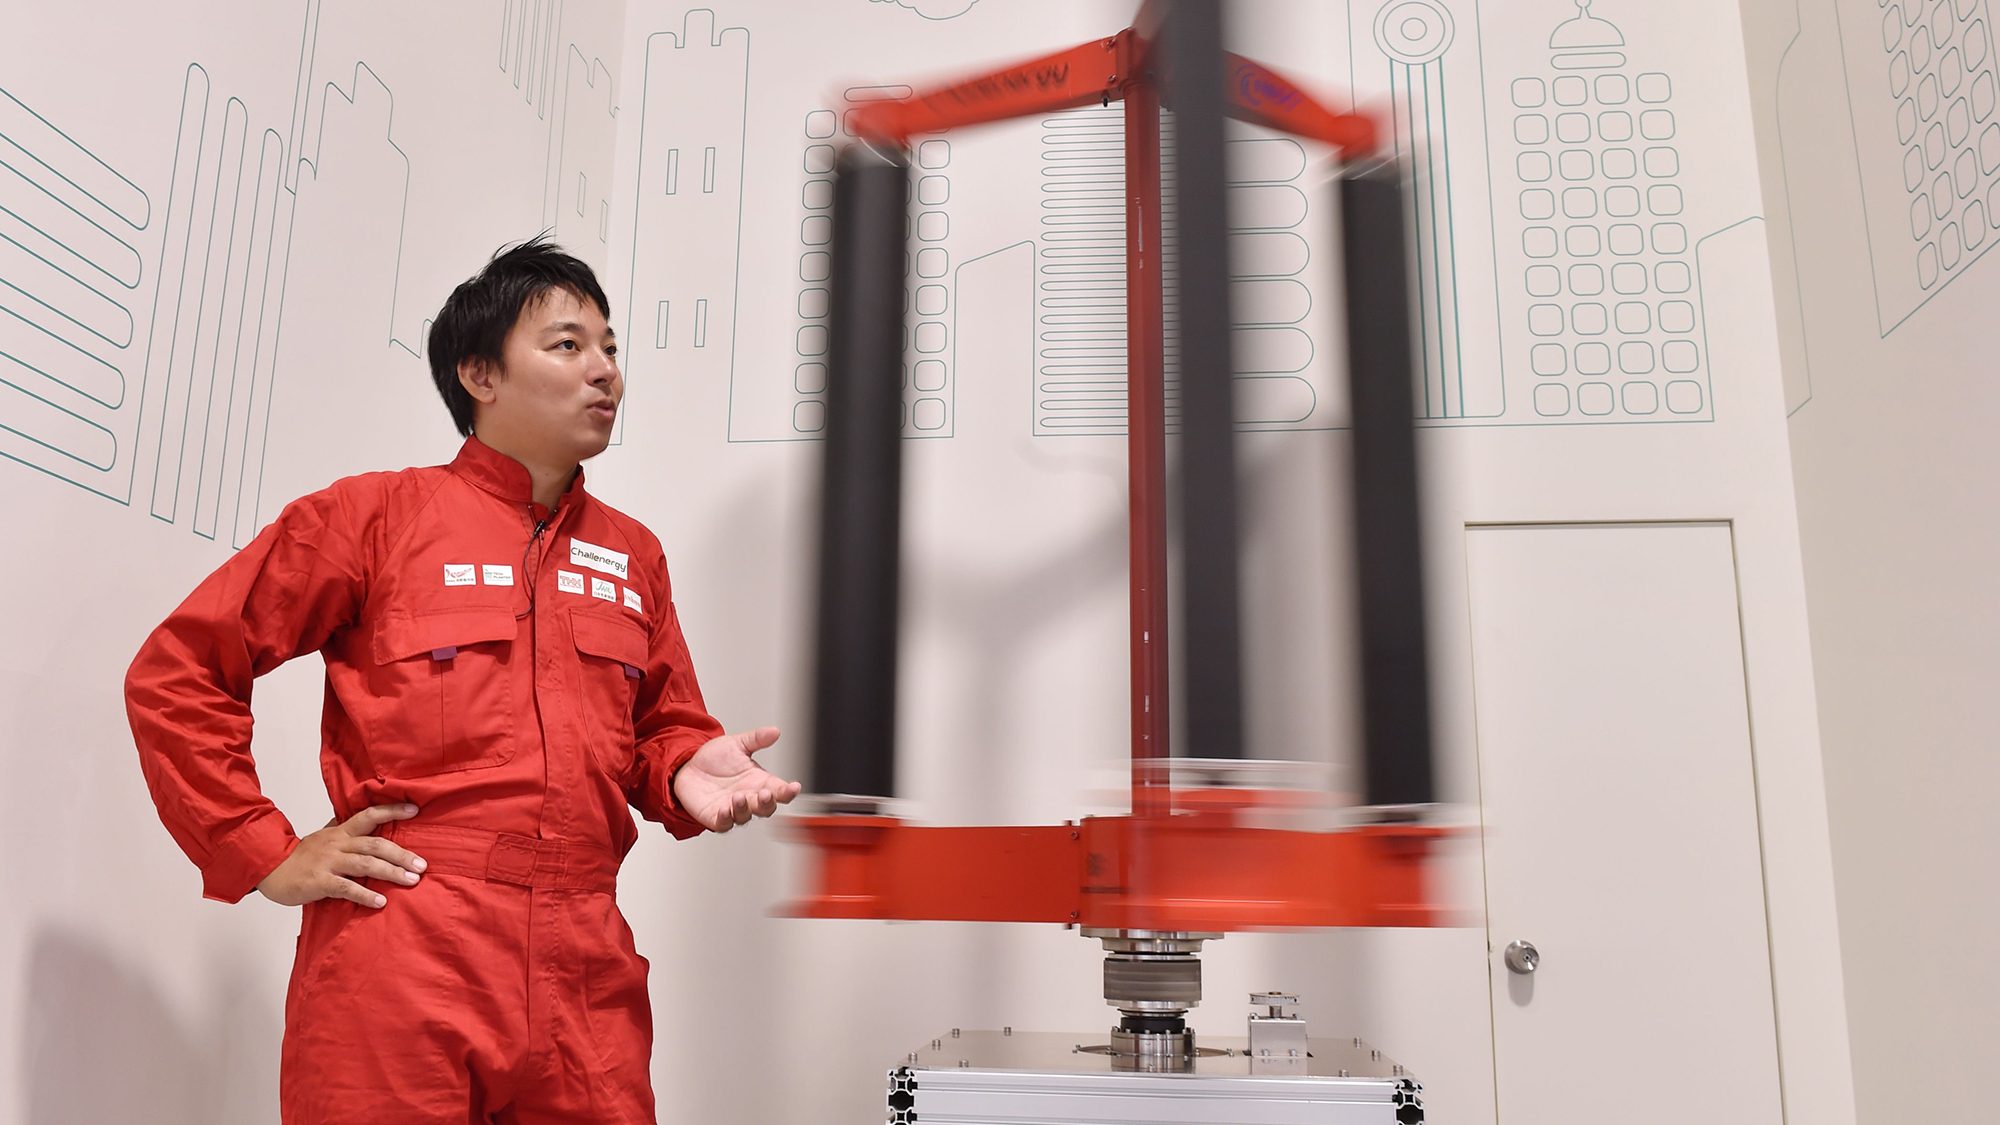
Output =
[
  {"x1": 443, "y1": 564, "x2": 476, "y2": 587},
  {"x1": 622, "y1": 588, "x2": 642, "y2": 613},
  {"x1": 569, "y1": 537, "x2": 629, "y2": 580},
  {"x1": 482, "y1": 564, "x2": 514, "y2": 586},
  {"x1": 591, "y1": 576, "x2": 616, "y2": 602},
  {"x1": 557, "y1": 570, "x2": 586, "y2": 595}
]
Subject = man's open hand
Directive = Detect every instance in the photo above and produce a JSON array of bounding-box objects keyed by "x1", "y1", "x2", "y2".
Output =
[
  {"x1": 673, "y1": 727, "x2": 802, "y2": 833},
  {"x1": 257, "y1": 803, "x2": 429, "y2": 909}
]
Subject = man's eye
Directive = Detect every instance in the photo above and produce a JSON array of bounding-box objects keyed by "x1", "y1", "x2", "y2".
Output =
[
  {"x1": 605, "y1": 346, "x2": 618, "y2": 358},
  {"x1": 556, "y1": 340, "x2": 577, "y2": 350}
]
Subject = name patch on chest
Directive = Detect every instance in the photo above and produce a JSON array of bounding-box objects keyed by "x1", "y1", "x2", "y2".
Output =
[{"x1": 569, "y1": 538, "x2": 629, "y2": 580}]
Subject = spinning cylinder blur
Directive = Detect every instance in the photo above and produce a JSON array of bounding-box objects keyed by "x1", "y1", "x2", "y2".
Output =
[
  {"x1": 1338, "y1": 161, "x2": 1437, "y2": 810},
  {"x1": 809, "y1": 144, "x2": 911, "y2": 803}
]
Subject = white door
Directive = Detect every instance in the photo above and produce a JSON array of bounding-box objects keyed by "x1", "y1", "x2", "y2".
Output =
[{"x1": 1465, "y1": 522, "x2": 1784, "y2": 1123}]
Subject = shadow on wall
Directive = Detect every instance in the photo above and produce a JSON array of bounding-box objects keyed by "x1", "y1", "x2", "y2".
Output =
[{"x1": 19, "y1": 925, "x2": 279, "y2": 1125}]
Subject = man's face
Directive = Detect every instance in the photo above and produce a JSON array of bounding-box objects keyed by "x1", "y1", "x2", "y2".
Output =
[{"x1": 466, "y1": 287, "x2": 621, "y2": 465}]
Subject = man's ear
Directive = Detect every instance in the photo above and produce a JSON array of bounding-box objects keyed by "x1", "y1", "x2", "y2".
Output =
[{"x1": 458, "y1": 356, "x2": 500, "y2": 406}]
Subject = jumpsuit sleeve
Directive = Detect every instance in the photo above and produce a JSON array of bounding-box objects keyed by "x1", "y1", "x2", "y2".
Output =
[
  {"x1": 626, "y1": 551, "x2": 726, "y2": 839},
  {"x1": 125, "y1": 483, "x2": 372, "y2": 903}
]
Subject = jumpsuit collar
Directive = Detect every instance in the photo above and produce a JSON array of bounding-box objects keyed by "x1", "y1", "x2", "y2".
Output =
[{"x1": 449, "y1": 435, "x2": 588, "y2": 515}]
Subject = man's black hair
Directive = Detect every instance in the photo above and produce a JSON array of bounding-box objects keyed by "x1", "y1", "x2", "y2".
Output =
[{"x1": 426, "y1": 236, "x2": 613, "y2": 436}]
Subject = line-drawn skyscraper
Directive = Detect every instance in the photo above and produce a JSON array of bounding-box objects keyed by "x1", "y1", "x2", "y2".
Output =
[
  {"x1": 1350, "y1": 0, "x2": 1507, "y2": 421},
  {"x1": 1350, "y1": 0, "x2": 1712, "y2": 424},
  {"x1": 623, "y1": 9, "x2": 749, "y2": 439},
  {"x1": 1030, "y1": 106, "x2": 1327, "y2": 436},
  {"x1": 1834, "y1": 0, "x2": 2000, "y2": 333},
  {"x1": 0, "y1": 81, "x2": 156, "y2": 502},
  {"x1": 793, "y1": 86, "x2": 954, "y2": 439},
  {"x1": 1487, "y1": 0, "x2": 1712, "y2": 421}
]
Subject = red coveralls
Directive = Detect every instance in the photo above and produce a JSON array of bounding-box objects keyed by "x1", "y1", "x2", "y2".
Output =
[{"x1": 126, "y1": 436, "x2": 724, "y2": 1123}]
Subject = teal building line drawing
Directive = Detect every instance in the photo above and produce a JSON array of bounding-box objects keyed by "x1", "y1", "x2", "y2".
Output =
[
  {"x1": 547, "y1": 44, "x2": 617, "y2": 251},
  {"x1": 0, "y1": 5, "x2": 307, "y2": 536},
  {"x1": 623, "y1": 9, "x2": 751, "y2": 443},
  {"x1": 130, "y1": 64, "x2": 215, "y2": 521},
  {"x1": 497, "y1": 2, "x2": 622, "y2": 429},
  {"x1": 225, "y1": 125, "x2": 291, "y2": 549},
  {"x1": 1032, "y1": 105, "x2": 1124, "y2": 436},
  {"x1": 0, "y1": 75, "x2": 155, "y2": 504},
  {"x1": 150, "y1": 94, "x2": 254, "y2": 525},
  {"x1": 186, "y1": 55, "x2": 409, "y2": 544},
  {"x1": 790, "y1": 103, "x2": 837, "y2": 438},
  {"x1": 7, "y1": 0, "x2": 624, "y2": 540},
  {"x1": 947, "y1": 238, "x2": 1033, "y2": 437},
  {"x1": 304, "y1": 63, "x2": 418, "y2": 359},
  {"x1": 867, "y1": 0, "x2": 984, "y2": 21},
  {"x1": 1349, "y1": 0, "x2": 1714, "y2": 426},
  {"x1": 906, "y1": 127, "x2": 954, "y2": 436},
  {"x1": 1365, "y1": 0, "x2": 1497, "y2": 420},
  {"x1": 189, "y1": 124, "x2": 285, "y2": 542},
  {"x1": 1031, "y1": 106, "x2": 1326, "y2": 438},
  {"x1": 1771, "y1": 0, "x2": 1817, "y2": 415},
  {"x1": 1832, "y1": 0, "x2": 2000, "y2": 335},
  {"x1": 1692, "y1": 215, "x2": 1767, "y2": 422},
  {"x1": 500, "y1": 0, "x2": 564, "y2": 118},
  {"x1": 5, "y1": 0, "x2": 626, "y2": 542},
  {"x1": 1223, "y1": 140, "x2": 1320, "y2": 431},
  {"x1": 788, "y1": 87, "x2": 954, "y2": 441},
  {"x1": 286, "y1": 0, "x2": 321, "y2": 196},
  {"x1": 1490, "y1": 0, "x2": 1712, "y2": 421},
  {"x1": 0, "y1": 166, "x2": 145, "y2": 294},
  {"x1": 0, "y1": 89, "x2": 151, "y2": 230}
]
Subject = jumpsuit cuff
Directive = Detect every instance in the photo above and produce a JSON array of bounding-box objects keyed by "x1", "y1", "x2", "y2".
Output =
[
  {"x1": 655, "y1": 739, "x2": 709, "y2": 840},
  {"x1": 200, "y1": 808, "x2": 301, "y2": 903}
]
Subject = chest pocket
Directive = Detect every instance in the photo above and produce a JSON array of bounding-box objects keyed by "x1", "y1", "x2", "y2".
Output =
[
  {"x1": 570, "y1": 609, "x2": 647, "y2": 781},
  {"x1": 366, "y1": 608, "x2": 519, "y2": 777}
]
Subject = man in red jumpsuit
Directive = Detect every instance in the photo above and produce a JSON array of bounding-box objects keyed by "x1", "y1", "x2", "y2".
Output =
[{"x1": 126, "y1": 238, "x2": 801, "y2": 1123}]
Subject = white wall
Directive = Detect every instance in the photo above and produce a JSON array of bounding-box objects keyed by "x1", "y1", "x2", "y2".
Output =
[
  {"x1": 0, "y1": 1, "x2": 1860, "y2": 1123},
  {"x1": 1740, "y1": 2, "x2": 2000, "y2": 1121}
]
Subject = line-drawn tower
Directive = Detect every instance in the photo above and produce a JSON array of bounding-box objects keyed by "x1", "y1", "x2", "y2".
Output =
[
  {"x1": 1352, "y1": 0, "x2": 1506, "y2": 420},
  {"x1": 1831, "y1": 0, "x2": 2000, "y2": 332},
  {"x1": 795, "y1": 86, "x2": 955, "y2": 439},
  {"x1": 1489, "y1": 0, "x2": 1711, "y2": 421},
  {"x1": 624, "y1": 10, "x2": 749, "y2": 439}
]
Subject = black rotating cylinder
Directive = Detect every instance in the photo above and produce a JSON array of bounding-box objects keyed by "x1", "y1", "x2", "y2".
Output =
[
  {"x1": 1338, "y1": 162, "x2": 1437, "y2": 809},
  {"x1": 1164, "y1": 0, "x2": 1246, "y2": 762},
  {"x1": 809, "y1": 144, "x2": 910, "y2": 802}
]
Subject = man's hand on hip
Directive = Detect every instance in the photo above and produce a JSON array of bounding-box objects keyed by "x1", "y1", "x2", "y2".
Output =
[
  {"x1": 673, "y1": 727, "x2": 803, "y2": 833},
  {"x1": 257, "y1": 803, "x2": 429, "y2": 909}
]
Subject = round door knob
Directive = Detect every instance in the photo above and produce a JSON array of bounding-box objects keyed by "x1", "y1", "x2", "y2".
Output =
[{"x1": 1503, "y1": 940, "x2": 1540, "y2": 974}]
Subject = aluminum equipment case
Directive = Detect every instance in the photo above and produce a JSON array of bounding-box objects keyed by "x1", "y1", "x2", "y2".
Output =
[{"x1": 887, "y1": 1029, "x2": 1424, "y2": 1124}]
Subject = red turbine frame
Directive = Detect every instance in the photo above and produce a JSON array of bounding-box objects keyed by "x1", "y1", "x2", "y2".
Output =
[{"x1": 790, "y1": 5, "x2": 1445, "y2": 932}]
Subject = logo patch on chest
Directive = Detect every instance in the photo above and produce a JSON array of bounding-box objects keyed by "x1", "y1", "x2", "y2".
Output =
[
  {"x1": 482, "y1": 564, "x2": 514, "y2": 586},
  {"x1": 623, "y1": 588, "x2": 642, "y2": 613},
  {"x1": 443, "y1": 564, "x2": 476, "y2": 587},
  {"x1": 557, "y1": 570, "x2": 586, "y2": 595},
  {"x1": 569, "y1": 538, "x2": 629, "y2": 580},
  {"x1": 591, "y1": 576, "x2": 617, "y2": 602}
]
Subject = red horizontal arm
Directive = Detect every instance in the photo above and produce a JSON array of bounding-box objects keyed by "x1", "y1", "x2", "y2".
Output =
[
  {"x1": 785, "y1": 813, "x2": 1448, "y2": 930},
  {"x1": 847, "y1": 34, "x2": 1131, "y2": 145},
  {"x1": 1224, "y1": 53, "x2": 1379, "y2": 157}
]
